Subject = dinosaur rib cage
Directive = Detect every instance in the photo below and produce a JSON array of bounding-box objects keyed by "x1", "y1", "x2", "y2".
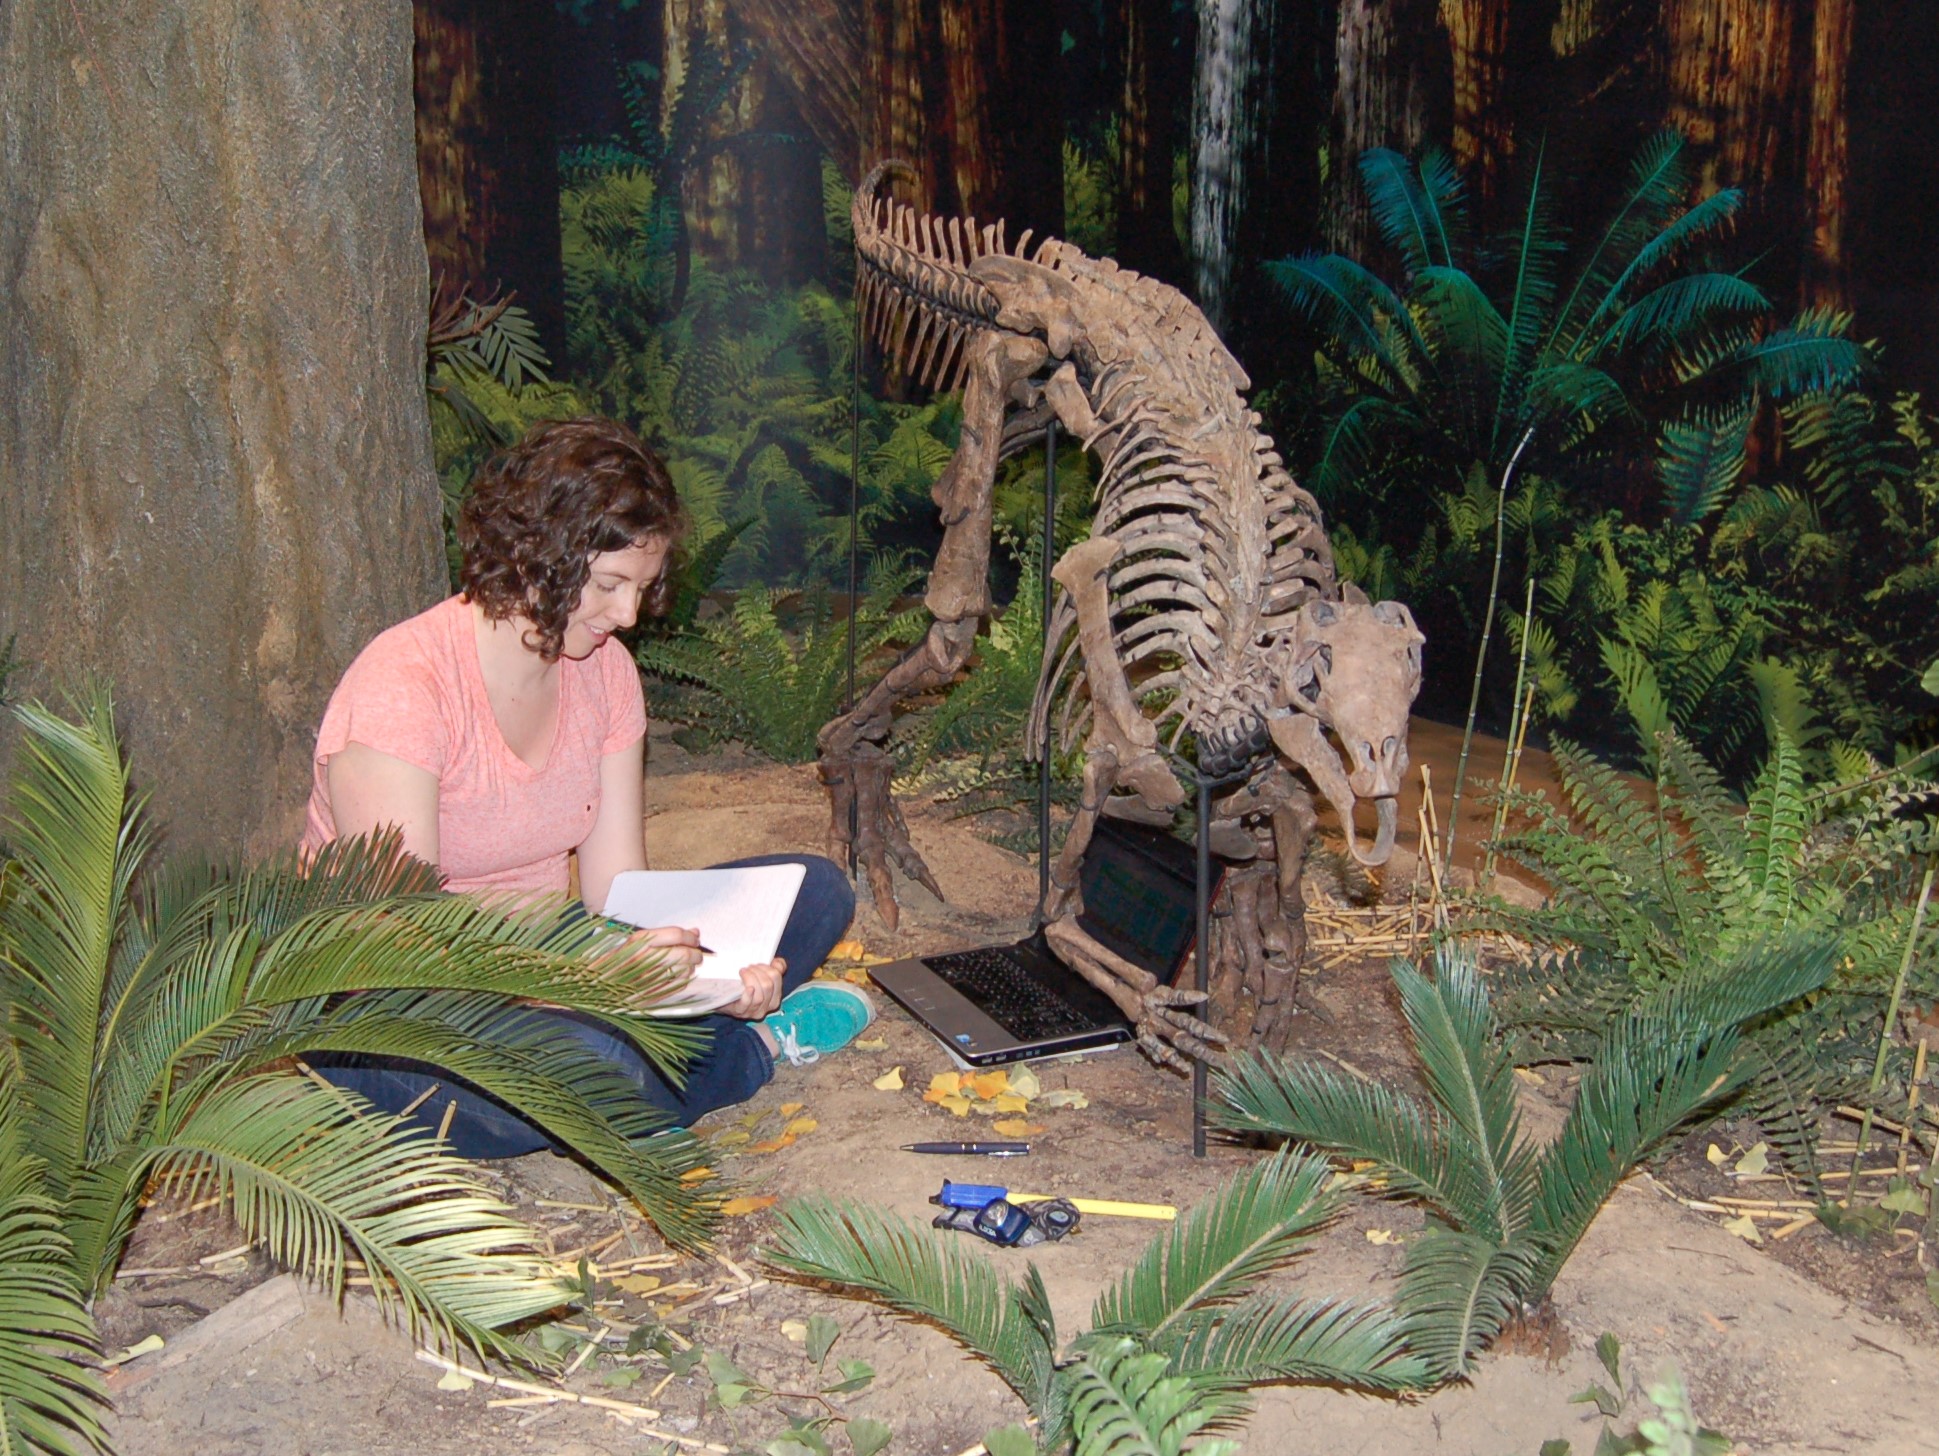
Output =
[{"x1": 848, "y1": 166, "x2": 1339, "y2": 779}]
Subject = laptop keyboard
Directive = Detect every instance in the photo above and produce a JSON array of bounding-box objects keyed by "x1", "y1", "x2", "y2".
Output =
[{"x1": 925, "y1": 948, "x2": 1099, "y2": 1041}]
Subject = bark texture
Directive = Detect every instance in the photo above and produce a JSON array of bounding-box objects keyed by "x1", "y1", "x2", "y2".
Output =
[
  {"x1": 1325, "y1": 0, "x2": 1446, "y2": 259},
  {"x1": 862, "y1": 0, "x2": 1062, "y2": 241},
  {"x1": 730, "y1": 0, "x2": 863, "y2": 180},
  {"x1": 666, "y1": 0, "x2": 827, "y2": 281},
  {"x1": 0, "y1": 0, "x2": 443, "y2": 858},
  {"x1": 415, "y1": 0, "x2": 565, "y2": 348},
  {"x1": 1112, "y1": 0, "x2": 1189, "y2": 282},
  {"x1": 1803, "y1": 0, "x2": 1853, "y2": 310}
]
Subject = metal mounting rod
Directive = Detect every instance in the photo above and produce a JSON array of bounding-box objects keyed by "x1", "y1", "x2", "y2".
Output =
[{"x1": 1036, "y1": 421, "x2": 1058, "y2": 926}]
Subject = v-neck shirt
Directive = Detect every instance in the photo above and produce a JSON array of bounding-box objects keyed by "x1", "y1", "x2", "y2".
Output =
[{"x1": 302, "y1": 593, "x2": 647, "y2": 896}]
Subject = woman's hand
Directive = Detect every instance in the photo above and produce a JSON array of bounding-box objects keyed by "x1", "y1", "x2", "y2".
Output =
[
  {"x1": 721, "y1": 959, "x2": 785, "y2": 1020},
  {"x1": 635, "y1": 925, "x2": 705, "y2": 976}
]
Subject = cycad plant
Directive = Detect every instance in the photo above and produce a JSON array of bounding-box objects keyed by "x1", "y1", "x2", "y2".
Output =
[
  {"x1": 636, "y1": 558, "x2": 927, "y2": 763},
  {"x1": 768, "y1": 1149, "x2": 1425, "y2": 1454},
  {"x1": 1213, "y1": 941, "x2": 1834, "y2": 1379},
  {"x1": 1470, "y1": 728, "x2": 1938, "y2": 1189},
  {"x1": 0, "y1": 692, "x2": 715, "y2": 1456}
]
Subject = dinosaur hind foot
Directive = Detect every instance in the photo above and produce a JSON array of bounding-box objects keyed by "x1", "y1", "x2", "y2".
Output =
[{"x1": 817, "y1": 742, "x2": 941, "y2": 932}]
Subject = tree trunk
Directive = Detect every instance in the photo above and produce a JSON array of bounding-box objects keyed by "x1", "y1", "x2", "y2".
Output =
[
  {"x1": 665, "y1": 0, "x2": 828, "y2": 282},
  {"x1": 0, "y1": 0, "x2": 443, "y2": 859},
  {"x1": 862, "y1": 0, "x2": 1062, "y2": 241},
  {"x1": 1325, "y1": 0, "x2": 1447, "y2": 260},
  {"x1": 414, "y1": 0, "x2": 565, "y2": 351},
  {"x1": 731, "y1": 0, "x2": 863, "y2": 181},
  {"x1": 1661, "y1": 0, "x2": 1810, "y2": 284},
  {"x1": 1440, "y1": 0, "x2": 1514, "y2": 212},
  {"x1": 1803, "y1": 0, "x2": 1854, "y2": 311},
  {"x1": 1114, "y1": 0, "x2": 1187, "y2": 281}
]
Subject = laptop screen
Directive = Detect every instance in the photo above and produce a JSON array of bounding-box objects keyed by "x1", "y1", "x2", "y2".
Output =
[{"x1": 1074, "y1": 819, "x2": 1202, "y2": 979}]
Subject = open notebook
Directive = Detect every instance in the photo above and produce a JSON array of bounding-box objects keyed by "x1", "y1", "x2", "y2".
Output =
[{"x1": 601, "y1": 863, "x2": 807, "y2": 1016}]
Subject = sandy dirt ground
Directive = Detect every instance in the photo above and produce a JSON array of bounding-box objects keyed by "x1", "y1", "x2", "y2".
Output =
[{"x1": 97, "y1": 728, "x2": 1939, "y2": 1455}]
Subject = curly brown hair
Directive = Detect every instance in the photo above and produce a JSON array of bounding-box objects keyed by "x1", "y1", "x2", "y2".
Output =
[{"x1": 457, "y1": 417, "x2": 685, "y2": 661}]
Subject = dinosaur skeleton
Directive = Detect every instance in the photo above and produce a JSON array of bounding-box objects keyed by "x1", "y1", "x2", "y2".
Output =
[{"x1": 818, "y1": 164, "x2": 1424, "y2": 1065}]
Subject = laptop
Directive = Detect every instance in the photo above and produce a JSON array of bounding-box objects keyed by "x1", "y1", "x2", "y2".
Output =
[{"x1": 869, "y1": 817, "x2": 1217, "y2": 1067}]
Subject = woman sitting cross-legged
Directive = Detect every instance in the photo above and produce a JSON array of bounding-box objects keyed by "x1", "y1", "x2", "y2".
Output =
[{"x1": 302, "y1": 416, "x2": 872, "y2": 1156}]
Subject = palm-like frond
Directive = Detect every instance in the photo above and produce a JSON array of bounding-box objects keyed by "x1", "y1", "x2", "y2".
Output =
[
  {"x1": 0, "y1": 1154, "x2": 108, "y2": 1456},
  {"x1": 1265, "y1": 255, "x2": 1419, "y2": 391},
  {"x1": 1359, "y1": 147, "x2": 1461, "y2": 277},
  {"x1": 1, "y1": 690, "x2": 147, "y2": 1193},
  {"x1": 1394, "y1": 1225, "x2": 1537, "y2": 1378},
  {"x1": 1091, "y1": 1150, "x2": 1342, "y2": 1344},
  {"x1": 1210, "y1": 1053, "x2": 1487, "y2": 1223},
  {"x1": 150, "y1": 1077, "x2": 567, "y2": 1361},
  {"x1": 1392, "y1": 956, "x2": 1539, "y2": 1240},
  {"x1": 1064, "y1": 1337, "x2": 1245, "y2": 1456},
  {"x1": 1659, "y1": 407, "x2": 1752, "y2": 525},
  {"x1": 1159, "y1": 1294, "x2": 1425, "y2": 1391},
  {"x1": 766, "y1": 1197, "x2": 1056, "y2": 1412}
]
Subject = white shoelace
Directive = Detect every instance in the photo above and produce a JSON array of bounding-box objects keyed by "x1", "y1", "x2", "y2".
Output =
[{"x1": 773, "y1": 1023, "x2": 820, "y2": 1067}]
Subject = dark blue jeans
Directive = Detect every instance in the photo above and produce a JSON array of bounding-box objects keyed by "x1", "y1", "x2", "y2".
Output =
[{"x1": 316, "y1": 854, "x2": 855, "y2": 1158}]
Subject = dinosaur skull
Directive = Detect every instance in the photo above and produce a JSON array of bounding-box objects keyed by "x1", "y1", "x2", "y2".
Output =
[{"x1": 1269, "y1": 588, "x2": 1424, "y2": 865}]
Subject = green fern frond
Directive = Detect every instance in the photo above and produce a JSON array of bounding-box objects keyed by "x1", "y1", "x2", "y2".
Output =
[
  {"x1": 1091, "y1": 1149, "x2": 1345, "y2": 1344},
  {"x1": 766, "y1": 1197, "x2": 1056, "y2": 1413},
  {"x1": 1065, "y1": 1337, "x2": 1246, "y2": 1456},
  {"x1": 0, "y1": 1154, "x2": 109, "y2": 1456},
  {"x1": 151, "y1": 1077, "x2": 569, "y2": 1362},
  {"x1": 1159, "y1": 1293, "x2": 1425, "y2": 1391},
  {"x1": 1394, "y1": 1225, "x2": 1536, "y2": 1379}
]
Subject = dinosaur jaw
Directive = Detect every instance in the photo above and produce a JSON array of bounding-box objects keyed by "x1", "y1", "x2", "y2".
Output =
[{"x1": 1267, "y1": 714, "x2": 1399, "y2": 867}]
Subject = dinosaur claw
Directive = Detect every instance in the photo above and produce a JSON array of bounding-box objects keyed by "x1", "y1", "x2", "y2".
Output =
[{"x1": 819, "y1": 741, "x2": 939, "y2": 929}]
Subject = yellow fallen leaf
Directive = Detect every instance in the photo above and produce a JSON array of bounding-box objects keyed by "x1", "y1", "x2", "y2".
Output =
[
  {"x1": 844, "y1": 967, "x2": 873, "y2": 984},
  {"x1": 1513, "y1": 1067, "x2": 1546, "y2": 1085},
  {"x1": 993, "y1": 1093, "x2": 1031, "y2": 1113},
  {"x1": 680, "y1": 1165, "x2": 715, "y2": 1183},
  {"x1": 1365, "y1": 1229, "x2": 1399, "y2": 1246},
  {"x1": 784, "y1": 1116, "x2": 818, "y2": 1136},
  {"x1": 992, "y1": 1119, "x2": 1045, "y2": 1137},
  {"x1": 711, "y1": 1130, "x2": 751, "y2": 1148},
  {"x1": 873, "y1": 1065, "x2": 905, "y2": 1091},
  {"x1": 613, "y1": 1274, "x2": 662, "y2": 1296},
  {"x1": 780, "y1": 1102, "x2": 806, "y2": 1118},
  {"x1": 969, "y1": 1071, "x2": 1011, "y2": 1101},
  {"x1": 437, "y1": 1367, "x2": 476, "y2": 1392},
  {"x1": 1706, "y1": 1144, "x2": 1728, "y2": 1167},
  {"x1": 1734, "y1": 1143, "x2": 1769, "y2": 1177},
  {"x1": 1721, "y1": 1213, "x2": 1763, "y2": 1243},
  {"x1": 1035, "y1": 1090, "x2": 1089, "y2": 1110},
  {"x1": 781, "y1": 1319, "x2": 810, "y2": 1342},
  {"x1": 747, "y1": 1133, "x2": 797, "y2": 1154},
  {"x1": 107, "y1": 1334, "x2": 165, "y2": 1367},
  {"x1": 936, "y1": 1093, "x2": 973, "y2": 1117},
  {"x1": 926, "y1": 1072, "x2": 963, "y2": 1099},
  {"x1": 721, "y1": 1195, "x2": 778, "y2": 1217},
  {"x1": 1007, "y1": 1067, "x2": 1042, "y2": 1100},
  {"x1": 830, "y1": 939, "x2": 868, "y2": 960},
  {"x1": 854, "y1": 1036, "x2": 888, "y2": 1052}
]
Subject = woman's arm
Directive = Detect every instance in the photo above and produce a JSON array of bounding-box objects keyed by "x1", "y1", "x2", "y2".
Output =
[
  {"x1": 325, "y1": 743, "x2": 441, "y2": 865},
  {"x1": 576, "y1": 733, "x2": 779, "y2": 1015},
  {"x1": 576, "y1": 732, "x2": 649, "y2": 915}
]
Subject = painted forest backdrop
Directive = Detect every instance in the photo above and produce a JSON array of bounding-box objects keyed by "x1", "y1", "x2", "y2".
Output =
[{"x1": 414, "y1": 0, "x2": 1939, "y2": 783}]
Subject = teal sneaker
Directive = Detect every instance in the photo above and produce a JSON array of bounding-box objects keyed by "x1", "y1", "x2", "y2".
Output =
[{"x1": 763, "y1": 982, "x2": 876, "y2": 1067}]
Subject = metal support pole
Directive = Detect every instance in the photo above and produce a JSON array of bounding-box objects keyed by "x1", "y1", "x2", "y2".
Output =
[
  {"x1": 844, "y1": 291, "x2": 862, "y2": 878},
  {"x1": 1036, "y1": 421, "x2": 1058, "y2": 925},
  {"x1": 1193, "y1": 772, "x2": 1211, "y2": 1158}
]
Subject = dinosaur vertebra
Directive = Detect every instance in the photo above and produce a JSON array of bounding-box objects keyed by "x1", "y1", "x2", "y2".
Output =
[{"x1": 819, "y1": 164, "x2": 1424, "y2": 1064}]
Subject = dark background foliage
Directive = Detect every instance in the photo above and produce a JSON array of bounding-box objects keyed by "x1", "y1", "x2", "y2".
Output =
[{"x1": 413, "y1": 0, "x2": 1939, "y2": 777}]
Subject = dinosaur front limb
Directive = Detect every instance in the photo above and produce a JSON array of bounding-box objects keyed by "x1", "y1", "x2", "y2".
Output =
[
  {"x1": 1044, "y1": 916, "x2": 1226, "y2": 1072},
  {"x1": 1202, "y1": 769, "x2": 1316, "y2": 1050},
  {"x1": 817, "y1": 332, "x2": 1048, "y2": 928},
  {"x1": 1042, "y1": 746, "x2": 1121, "y2": 922}
]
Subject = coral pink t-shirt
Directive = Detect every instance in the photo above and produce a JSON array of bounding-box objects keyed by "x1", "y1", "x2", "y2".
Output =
[{"x1": 302, "y1": 594, "x2": 647, "y2": 896}]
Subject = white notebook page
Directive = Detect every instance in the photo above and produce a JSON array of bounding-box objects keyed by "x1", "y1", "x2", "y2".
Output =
[{"x1": 601, "y1": 864, "x2": 807, "y2": 1013}]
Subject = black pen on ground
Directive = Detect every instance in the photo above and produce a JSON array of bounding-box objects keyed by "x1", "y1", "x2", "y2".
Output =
[{"x1": 901, "y1": 1140, "x2": 1031, "y2": 1156}]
